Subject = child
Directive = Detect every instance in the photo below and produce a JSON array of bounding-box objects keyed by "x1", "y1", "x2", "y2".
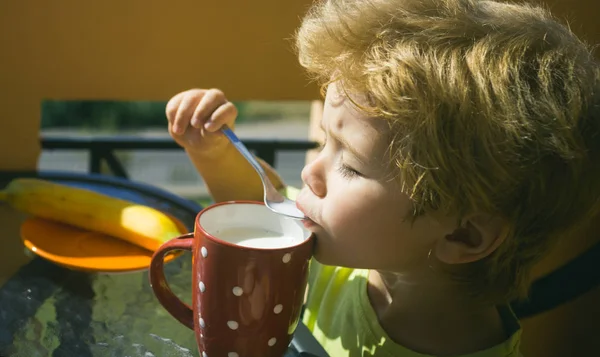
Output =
[{"x1": 166, "y1": 0, "x2": 600, "y2": 355}]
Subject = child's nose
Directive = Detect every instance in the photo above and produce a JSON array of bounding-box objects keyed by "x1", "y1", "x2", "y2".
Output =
[{"x1": 301, "y1": 160, "x2": 327, "y2": 198}]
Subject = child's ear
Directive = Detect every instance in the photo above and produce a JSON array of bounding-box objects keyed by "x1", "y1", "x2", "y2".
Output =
[{"x1": 433, "y1": 213, "x2": 508, "y2": 265}]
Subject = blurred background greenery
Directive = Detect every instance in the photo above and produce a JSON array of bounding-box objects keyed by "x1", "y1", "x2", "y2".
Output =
[{"x1": 41, "y1": 100, "x2": 311, "y2": 131}]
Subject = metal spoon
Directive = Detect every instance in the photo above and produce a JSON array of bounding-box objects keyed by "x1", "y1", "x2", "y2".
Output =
[{"x1": 221, "y1": 125, "x2": 306, "y2": 220}]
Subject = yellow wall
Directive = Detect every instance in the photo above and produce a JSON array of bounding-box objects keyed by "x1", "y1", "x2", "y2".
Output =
[
  {"x1": 1, "y1": 0, "x2": 598, "y2": 171},
  {"x1": 544, "y1": 0, "x2": 600, "y2": 42},
  {"x1": 0, "y1": 0, "x2": 319, "y2": 171}
]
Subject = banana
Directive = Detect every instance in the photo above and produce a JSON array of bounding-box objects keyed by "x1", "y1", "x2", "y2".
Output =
[{"x1": 0, "y1": 178, "x2": 184, "y2": 252}]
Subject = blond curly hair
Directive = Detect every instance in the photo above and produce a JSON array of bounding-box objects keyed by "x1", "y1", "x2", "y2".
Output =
[{"x1": 295, "y1": 0, "x2": 600, "y2": 302}]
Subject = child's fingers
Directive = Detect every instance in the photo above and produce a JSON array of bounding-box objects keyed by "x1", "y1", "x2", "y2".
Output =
[
  {"x1": 173, "y1": 92, "x2": 203, "y2": 135},
  {"x1": 204, "y1": 102, "x2": 238, "y2": 132},
  {"x1": 165, "y1": 91, "x2": 185, "y2": 123},
  {"x1": 191, "y1": 89, "x2": 227, "y2": 128}
]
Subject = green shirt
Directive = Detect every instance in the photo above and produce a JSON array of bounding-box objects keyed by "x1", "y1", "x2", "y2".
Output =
[{"x1": 302, "y1": 262, "x2": 522, "y2": 357}]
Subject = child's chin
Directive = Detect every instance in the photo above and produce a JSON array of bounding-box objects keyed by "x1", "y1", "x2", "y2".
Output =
[
  {"x1": 310, "y1": 240, "x2": 340, "y2": 266},
  {"x1": 310, "y1": 241, "x2": 326, "y2": 263}
]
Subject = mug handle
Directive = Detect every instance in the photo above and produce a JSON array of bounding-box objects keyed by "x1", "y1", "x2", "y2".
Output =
[{"x1": 149, "y1": 232, "x2": 195, "y2": 330}]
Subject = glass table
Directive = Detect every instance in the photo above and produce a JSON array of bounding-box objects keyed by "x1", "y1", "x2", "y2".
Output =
[{"x1": 0, "y1": 171, "x2": 327, "y2": 357}]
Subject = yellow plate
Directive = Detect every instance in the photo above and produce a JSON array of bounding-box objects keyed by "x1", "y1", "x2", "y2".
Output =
[{"x1": 20, "y1": 216, "x2": 187, "y2": 273}]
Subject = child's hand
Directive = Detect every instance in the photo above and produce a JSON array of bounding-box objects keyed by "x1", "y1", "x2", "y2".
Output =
[{"x1": 166, "y1": 88, "x2": 237, "y2": 157}]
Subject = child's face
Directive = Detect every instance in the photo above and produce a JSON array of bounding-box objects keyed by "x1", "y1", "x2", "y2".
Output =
[{"x1": 296, "y1": 83, "x2": 455, "y2": 272}]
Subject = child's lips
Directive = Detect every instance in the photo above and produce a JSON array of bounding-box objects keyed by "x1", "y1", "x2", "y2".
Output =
[
  {"x1": 302, "y1": 217, "x2": 317, "y2": 229},
  {"x1": 296, "y1": 201, "x2": 317, "y2": 228}
]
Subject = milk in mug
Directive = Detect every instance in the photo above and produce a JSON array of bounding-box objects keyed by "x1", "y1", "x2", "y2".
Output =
[{"x1": 213, "y1": 227, "x2": 302, "y2": 249}]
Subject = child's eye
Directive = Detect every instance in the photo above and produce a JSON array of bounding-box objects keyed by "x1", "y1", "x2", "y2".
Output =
[{"x1": 338, "y1": 164, "x2": 361, "y2": 179}]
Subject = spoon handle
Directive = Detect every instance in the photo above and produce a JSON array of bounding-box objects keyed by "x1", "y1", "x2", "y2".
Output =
[
  {"x1": 221, "y1": 125, "x2": 268, "y2": 177},
  {"x1": 221, "y1": 125, "x2": 305, "y2": 219}
]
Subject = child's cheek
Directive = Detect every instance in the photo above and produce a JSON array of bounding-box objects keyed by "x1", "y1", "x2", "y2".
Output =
[{"x1": 325, "y1": 195, "x2": 368, "y2": 233}]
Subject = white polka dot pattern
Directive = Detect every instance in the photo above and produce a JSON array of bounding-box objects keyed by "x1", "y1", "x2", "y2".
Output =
[
  {"x1": 227, "y1": 321, "x2": 239, "y2": 330},
  {"x1": 195, "y1": 239, "x2": 304, "y2": 354}
]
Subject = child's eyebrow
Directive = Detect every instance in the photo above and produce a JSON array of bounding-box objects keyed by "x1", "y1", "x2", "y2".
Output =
[{"x1": 319, "y1": 120, "x2": 367, "y2": 165}]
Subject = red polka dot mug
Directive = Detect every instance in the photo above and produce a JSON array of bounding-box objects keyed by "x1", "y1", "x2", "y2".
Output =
[{"x1": 149, "y1": 201, "x2": 315, "y2": 357}]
